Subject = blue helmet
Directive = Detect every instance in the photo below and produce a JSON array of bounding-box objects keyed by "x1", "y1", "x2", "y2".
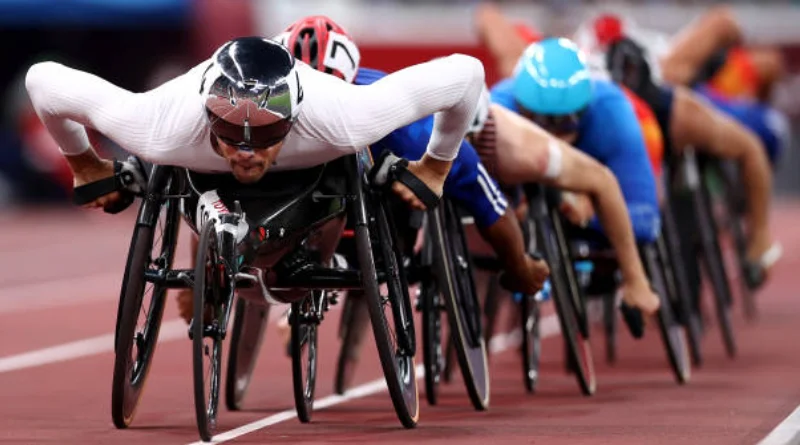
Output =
[{"x1": 513, "y1": 37, "x2": 593, "y2": 115}]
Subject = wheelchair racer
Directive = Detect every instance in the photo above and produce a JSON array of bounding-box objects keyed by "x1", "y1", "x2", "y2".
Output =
[
  {"x1": 270, "y1": 16, "x2": 550, "y2": 385},
  {"x1": 485, "y1": 38, "x2": 667, "y2": 330},
  {"x1": 25, "y1": 36, "x2": 492, "y2": 324},
  {"x1": 474, "y1": 8, "x2": 781, "y2": 289},
  {"x1": 576, "y1": 12, "x2": 790, "y2": 166},
  {"x1": 274, "y1": 17, "x2": 660, "y2": 390},
  {"x1": 573, "y1": 18, "x2": 782, "y2": 289},
  {"x1": 168, "y1": 16, "x2": 550, "y2": 325}
]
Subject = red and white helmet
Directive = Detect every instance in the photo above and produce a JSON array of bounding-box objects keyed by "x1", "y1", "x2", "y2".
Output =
[
  {"x1": 573, "y1": 13, "x2": 628, "y2": 57},
  {"x1": 274, "y1": 15, "x2": 361, "y2": 84}
]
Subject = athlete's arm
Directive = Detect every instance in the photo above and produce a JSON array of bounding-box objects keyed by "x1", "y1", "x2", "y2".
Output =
[
  {"x1": 489, "y1": 104, "x2": 649, "y2": 289},
  {"x1": 24, "y1": 61, "x2": 199, "y2": 164},
  {"x1": 313, "y1": 54, "x2": 484, "y2": 165}
]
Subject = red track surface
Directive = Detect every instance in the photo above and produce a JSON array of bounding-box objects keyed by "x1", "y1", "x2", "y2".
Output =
[{"x1": 2, "y1": 201, "x2": 800, "y2": 444}]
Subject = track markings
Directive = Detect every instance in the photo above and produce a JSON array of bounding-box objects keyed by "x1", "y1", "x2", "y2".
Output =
[
  {"x1": 186, "y1": 314, "x2": 561, "y2": 444},
  {"x1": 757, "y1": 405, "x2": 800, "y2": 445},
  {"x1": 0, "y1": 319, "x2": 187, "y2": 373}
]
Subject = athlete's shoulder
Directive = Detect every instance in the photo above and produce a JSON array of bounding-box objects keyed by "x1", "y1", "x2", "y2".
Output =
[
  {"x1": 589, "y1": 77, "x2": 629, "y2": 106},
  {"x1": 354, "y1": 67, "x2": 388, "y2": 86},
  {"x1": 489, "y1": 78, "x2": 517, "y2": 111}
]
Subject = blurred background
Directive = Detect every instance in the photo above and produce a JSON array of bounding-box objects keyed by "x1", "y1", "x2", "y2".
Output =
[{"x1": 3, "y1": 0, "x2": 800, "y2": 210}]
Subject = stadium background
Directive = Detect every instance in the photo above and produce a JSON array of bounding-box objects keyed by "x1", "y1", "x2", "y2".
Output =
[{"x1": 1, "y1": 0, "x2": 799, "y2": 208}]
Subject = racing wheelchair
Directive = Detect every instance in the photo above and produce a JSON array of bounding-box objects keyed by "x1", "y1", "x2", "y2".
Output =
[
  {"x1": 108, "y1": 149, "x2": 420, "y2": 441},
  {"x1": 332, "y1": 198, "x2": 491, "y2": 411},
  {"x1": 476, "y1": 183, "x2": 597, "y2": 396},
  {"x1": 606, "y1": 36, "x2": 740, "y2": 359}
]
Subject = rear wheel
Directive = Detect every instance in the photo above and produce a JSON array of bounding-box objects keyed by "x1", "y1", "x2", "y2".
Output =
[
  {"x1": 661, "y1": 205, "x2": 704, "y2": 366},
  {"x1": 421, "y1": 281, "x2": 445, "y2": 406},
  {"x1": 520, "y1": 292, "x2": 541, "y2": 393},
  {"x1": 697, "y1": 172, "x2": 737, "y2": 358},
  {"x1": 356, "y1": 193, "x2": 419, "y2": 428},
  {"x1": 225, "y1": 299, "x2": 269, "y2": 411},
  {"x1": 644, "y1": 242, "x2": 691, "y2": 384},
  {"x1": 111, "y1": 167, "x2": 180, "y2": 429},
  {"x1": 529, "y1": 187, "x2": 596, "y2": 396},
  {"x1": 429, "y1": 201, "x2": 490, "y2": 410},
  {"x1": 333, "y1": 292, "x2": 369, "y2": 395}
]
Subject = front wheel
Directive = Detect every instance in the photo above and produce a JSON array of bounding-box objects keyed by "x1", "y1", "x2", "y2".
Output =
[
  {"x1": 192, "y1": 222, "x2": 227, "y2": 442},
  {"x1": 291, "y1": 292, "x2": 320, "y2": 423}
]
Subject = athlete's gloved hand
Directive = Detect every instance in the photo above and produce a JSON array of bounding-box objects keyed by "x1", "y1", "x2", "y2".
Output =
[
  {"x1": 501, "y1": 254, "x2": 550, "y2": 295},
  {"x1": 619, "y1": 276, "x2": 661, "y2": 316},
  {"x1": 395, "y1": 155, "x2": 452, "y2": 211},
  {"x1": 72, "y1": 158, "x2": 124, "y2": 211}
]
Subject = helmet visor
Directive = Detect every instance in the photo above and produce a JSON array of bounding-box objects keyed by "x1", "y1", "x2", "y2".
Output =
[{"x1": 206, "y1": 108, "x2": 293, "y2": 149}]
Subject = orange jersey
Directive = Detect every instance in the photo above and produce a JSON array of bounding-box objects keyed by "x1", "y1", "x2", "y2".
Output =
[
  {"x1": 706, "y1": 47, "x2": 759, "y2": 101},
  {"x1": 621, "y1": 87, "x2": 664, "y2": 176}
]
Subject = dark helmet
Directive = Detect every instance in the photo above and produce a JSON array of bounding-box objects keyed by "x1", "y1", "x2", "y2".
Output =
[{"x1": 201, "y1": 37, "x2": 303, "y2": 149}]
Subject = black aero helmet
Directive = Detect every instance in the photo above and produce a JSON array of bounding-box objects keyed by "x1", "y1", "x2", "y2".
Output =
[{"x1": 201, "y1": 37, "x2": 304, "y2": 149}]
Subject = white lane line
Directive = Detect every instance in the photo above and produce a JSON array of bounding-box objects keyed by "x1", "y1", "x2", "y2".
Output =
[
  {"x1": 187, "y1": 313, "x2": 562, "y2": 445},
  {"x1": 757, "y1": 405, "x2": 800, "y2": 445},
  {"x1": 0, "y1": 302, "x2": 309, "y2": 374},
  {"x1": 0, "y1": 319, "x2": 187, "y2": 373}
]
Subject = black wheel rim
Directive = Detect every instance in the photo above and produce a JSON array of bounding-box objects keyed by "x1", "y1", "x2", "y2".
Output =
[
  {"x1": 521, "y1": 293, "x2": 541, "y2": 392},
  {"x1": 193, "y1": 225, "x2": 226, "y2": 441},
  {"x1": 113, "y1": 174, "x2": 180, "y2": 429}
]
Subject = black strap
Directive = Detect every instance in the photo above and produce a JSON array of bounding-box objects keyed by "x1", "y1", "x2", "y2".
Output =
[
  {"x1": 71, "y1": 158, "x2": 141, "y2": 214},
  {"x1": 72, "y1": 160, "x2": 124, "y2": 206},
  {"x1": 391, "y1": 163, "x2": 441, "y2": 209},
  {"x1": 73, "y1": 176, "x2": 118, "y2": 205},
  {"x1": 370, "y1": 151, "x2": 441, "y2": 210}
]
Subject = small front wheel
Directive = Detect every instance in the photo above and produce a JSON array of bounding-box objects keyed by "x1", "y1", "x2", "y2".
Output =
[
  {"x1": 291, "y1": 292, "x2": 320, "y2": 423},
  {"x1": 192, "y1": 222, "x2": 227, "y2": 442}
]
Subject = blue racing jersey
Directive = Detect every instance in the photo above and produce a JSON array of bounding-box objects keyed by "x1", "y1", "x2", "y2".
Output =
[
  {"x1": 695, "y1": 85, "x2": 789, "y2": 164},
  {"x1": 355, "y1": 68, "x2": 507, "y2": 228},
  {"x1": 491, "y1": 77, "x2": 661, "y2": 242}
]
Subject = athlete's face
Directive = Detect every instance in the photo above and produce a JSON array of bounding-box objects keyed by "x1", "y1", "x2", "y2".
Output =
[
  {"x1": 517, "y1": 107, "x2": 582, "y2": 145},
  {"x1": 215, "y1": 137, "x2": 285, "y2": 184}
]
